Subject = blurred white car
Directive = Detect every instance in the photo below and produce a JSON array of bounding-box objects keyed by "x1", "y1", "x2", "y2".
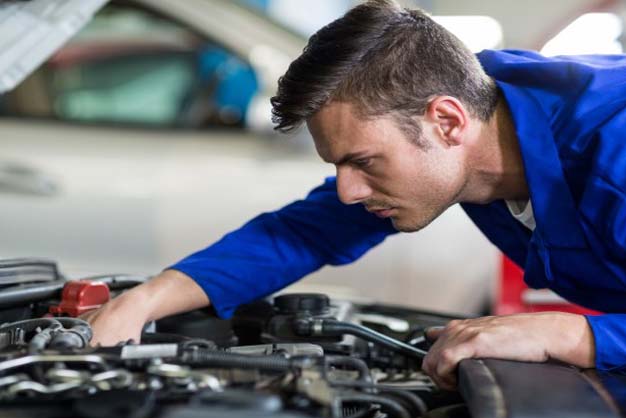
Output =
[{"x1": 0, "y1": 0, "x2": 497, "y2": 314}]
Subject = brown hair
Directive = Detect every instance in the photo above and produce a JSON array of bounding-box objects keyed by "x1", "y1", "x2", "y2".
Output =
[{"x1": 271, "y1": 0, "x2": 498, "y2": 146}]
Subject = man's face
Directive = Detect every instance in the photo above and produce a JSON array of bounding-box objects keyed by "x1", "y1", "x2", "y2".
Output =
[{"x1": 307, "y1": 101, "x2": 468, "y2": 232}]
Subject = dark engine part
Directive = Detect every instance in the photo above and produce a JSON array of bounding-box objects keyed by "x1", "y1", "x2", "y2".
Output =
[
  {"x1": 267, "y1": 294, "x2": 342, "y2": 344},
  {"x1": 274, "y1": 293, "x2": 332, "y2": 315},
  {"x1": 266, "y1": 293, "x2": 427, "y2": 362},
  {"x1": 0, "y1": 317, "x2": 92, "y2": 352},
  {"x1": 156, "y1": 310, "x2": 236, "y2": 347},
  {"x1": 0, "y1": 258, "x2": 61, "y2": 285}
]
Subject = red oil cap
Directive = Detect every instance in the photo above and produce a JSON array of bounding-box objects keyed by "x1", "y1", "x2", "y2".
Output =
[{"x1": 49, "y1": 280, "x2": 110, "y2": 317}]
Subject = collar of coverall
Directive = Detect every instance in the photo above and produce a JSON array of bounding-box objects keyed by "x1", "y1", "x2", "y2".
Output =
[{"x1": 494, "y1": 80, "x2": 587, "y2": 250}]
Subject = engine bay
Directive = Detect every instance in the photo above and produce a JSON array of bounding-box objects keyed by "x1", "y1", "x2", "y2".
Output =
[
  {"x1": 0, "y1": 258, "x2": 623, "y2": 418},
  {"x1": 0, "y1": 258, "x2": 473, "y2": 418}
]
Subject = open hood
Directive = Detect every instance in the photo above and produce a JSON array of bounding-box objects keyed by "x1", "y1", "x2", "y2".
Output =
[{"x1": 0, "y1": 0, "x2": 108, "y2": 93}]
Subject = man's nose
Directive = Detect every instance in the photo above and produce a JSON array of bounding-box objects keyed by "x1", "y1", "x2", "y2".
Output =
[{"x1": 336, "y1": 166, "x2": 372, "y2": 205}]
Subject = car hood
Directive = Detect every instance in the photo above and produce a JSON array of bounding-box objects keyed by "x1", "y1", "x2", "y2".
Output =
[{"x1": 0, "y1": 0, "x2": 108, "y2": 93}]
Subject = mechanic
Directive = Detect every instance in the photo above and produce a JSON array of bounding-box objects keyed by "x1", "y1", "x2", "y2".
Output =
[{"x1": 85, "y1": 0, "x2": 626, "y2": 390}]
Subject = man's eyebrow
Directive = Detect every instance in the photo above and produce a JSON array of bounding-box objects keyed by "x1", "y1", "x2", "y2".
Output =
[{"x1": 333, "y1": 152, "x2": 368, "y2": 166}]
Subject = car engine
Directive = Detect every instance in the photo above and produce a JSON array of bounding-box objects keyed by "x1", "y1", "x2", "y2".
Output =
[
  {"x1": 2, "y1": 258, "x2": 622, "y2": 418},
  {"x1": 0, "y1": 258, "x2": 475, "y2": 418}
]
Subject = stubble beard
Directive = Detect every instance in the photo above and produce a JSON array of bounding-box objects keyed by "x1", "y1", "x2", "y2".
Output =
[{"x1": 390, "y1": 204, "x2": 448, "y2": 233}]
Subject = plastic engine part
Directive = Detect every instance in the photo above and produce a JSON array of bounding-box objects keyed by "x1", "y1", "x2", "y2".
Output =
[{"x1": 49, "y1": 280, "x2": 110, "y2": 317}]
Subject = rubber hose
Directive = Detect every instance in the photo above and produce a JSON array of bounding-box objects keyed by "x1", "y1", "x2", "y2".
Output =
[
  {"x1": 333, "y1": 394, "x2": 411, "y2": 418},
  {"x1": 379, "y1": 389, "x2": 428, "y2": 416},
  {"x1": 317, "y1": 319, "x2": 427, "y2": 359},
  {"x1": 180, "y1": 349, "x2": 292, "y2": 372}
]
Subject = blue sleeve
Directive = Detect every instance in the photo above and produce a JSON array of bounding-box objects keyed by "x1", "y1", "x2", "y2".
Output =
[
  {"x1": 586, "y1": 314, "x2": 626, "y2": 371},
  {"x1": 168, "y1": 177, "x2": 397, "y2": 318},
  {"x1": 578, "y1": 110, "x2": 626, "y2": 371}
]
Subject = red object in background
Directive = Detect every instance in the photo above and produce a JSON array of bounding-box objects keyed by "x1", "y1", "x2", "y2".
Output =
[
  {"x1": 49, "y1": 280, "x2": 111, "y2": 317},
  {"x1": 495, "y1": 256, "x2": 600, "y2": 316}
]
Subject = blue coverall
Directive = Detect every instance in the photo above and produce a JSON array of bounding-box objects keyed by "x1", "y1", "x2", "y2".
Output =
[{"x1": 171, "y1": 49, "x2": 626, "y2": 372}]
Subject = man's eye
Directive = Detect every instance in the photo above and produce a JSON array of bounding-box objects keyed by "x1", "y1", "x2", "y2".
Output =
[{"x1": 353, "y1": 158, "x2": 372, "y2": 168}]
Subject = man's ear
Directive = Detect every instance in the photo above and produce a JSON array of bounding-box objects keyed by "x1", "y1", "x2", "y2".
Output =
[{"x1": 424, "y1": 96, "x2": 468, "y2": 147}]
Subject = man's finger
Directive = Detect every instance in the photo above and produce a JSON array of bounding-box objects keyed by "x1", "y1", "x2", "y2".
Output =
[
  {"x1": 435, "y1": 343, "x2": 476, "y2": 389},
  {"x1": 424, "y1": 326, "x2": 446, "y2": 341}
]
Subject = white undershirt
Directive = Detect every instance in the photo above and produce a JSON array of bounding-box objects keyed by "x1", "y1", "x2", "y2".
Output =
[{"x1": 505, "y1": 199, "x2": 536, "y2": 231}]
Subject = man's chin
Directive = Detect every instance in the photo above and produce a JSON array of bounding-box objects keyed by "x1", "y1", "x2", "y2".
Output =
[
  {"x1": 391, "y1": 215, "x2": 437, "y2": 232},
  {"x1": 390, "y1": 217, "x2": 428, "y2": 233}
]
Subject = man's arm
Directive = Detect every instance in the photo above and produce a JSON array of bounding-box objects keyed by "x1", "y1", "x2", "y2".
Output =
[
  {"x1": 167, "y1": 177, "x2": 396, "y2": 318},
  {"x1": 86, "y1": 177, "x2": 396, "y2": 345},
  {"x1": 84, "y1": 269, "x2": 208, "y2": 346}
]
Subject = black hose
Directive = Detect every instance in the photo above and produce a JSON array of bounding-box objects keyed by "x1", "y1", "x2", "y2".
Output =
[
  {"x1": 50, "y1": 318, "x2": 92, "y2": 349},
  {"x1": 179, "y1": 349, "x2": 293, "y2": 372},
  {"x1": 333, "y1": 394, "x2": 411, "y2": 418},
  {"x1": 298, "y1": 319, "x2": 427, "y2": 359},
  {"x1": 329, "y1": 381, "x2": 428, "y2": 415},
  {"x1": 85, "y1": 275, "x2": 147, "y2": 290},
  {"x1": 379, "y1": 389, "x2": 428, "y2": 416},
  {"x1": 0, "y1": 281, "x2": 66, "y2": 308},
  {"x1": 330, "y1": 380, "x2": 433, "y2": 393}
]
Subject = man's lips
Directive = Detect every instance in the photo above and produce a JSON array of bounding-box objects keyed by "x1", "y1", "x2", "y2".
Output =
[{"x1": 367, "y1": 208, "x2": 395, "y2": 218}]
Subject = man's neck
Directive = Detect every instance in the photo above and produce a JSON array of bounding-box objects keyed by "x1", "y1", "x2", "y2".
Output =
[{"x1": 464, "y1": 97, "x2": 529, "y2": 204}]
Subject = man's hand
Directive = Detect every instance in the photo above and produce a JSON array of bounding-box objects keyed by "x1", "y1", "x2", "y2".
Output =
[
  {"x1": 422, "y1": 312, "x2": 595, "y2": 390},
  {"x1": 80, "y1": 290, "x2": 151, "y2": 346},
  {"x1": 82, "y1": 269, "x2": 210, "y2": 346}
]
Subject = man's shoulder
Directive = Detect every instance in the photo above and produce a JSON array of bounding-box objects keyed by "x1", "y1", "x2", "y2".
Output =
[
  {"x1": 477, "y1": 49, "x2": 626, "y2": 158},
  {"x1": 476, "y1": 49, "x2": 543, "y2": 65},
  {"x1": 476, "y1": 49, "x2": 549, "y2": 74},
  {"x1": 477, "y1": 48, "x2": 626, "y2": 72}
]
